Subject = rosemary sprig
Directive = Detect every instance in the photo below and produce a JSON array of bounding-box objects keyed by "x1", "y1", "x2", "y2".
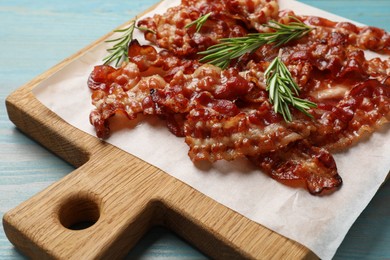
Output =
[
  {"x1": 198, "y1": 17, "x2": 312, "y2": 69},
  {"x1": 103, "y1": 20, "x2": 136, "y2": 67},
  {"x1": 185, "y1": 12, "x2": 212, "y2": 33},
  {"x1": 265, "y1": 57, "x2": 317, "y2": 122},
  {"x1": 103, "y1": 19, "x2": 155, "y2": 67}
]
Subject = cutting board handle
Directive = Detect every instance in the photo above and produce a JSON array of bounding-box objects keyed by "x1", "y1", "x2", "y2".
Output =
[
  {"x1": 3, "y1": 153, "x2": 158, "y2": 259},
  {"x1": 5, "y1": 88, "x2": 253, "y2": 259},
  {"x1": 3, "y1": 149, "x2": 263, "y2": 259}
]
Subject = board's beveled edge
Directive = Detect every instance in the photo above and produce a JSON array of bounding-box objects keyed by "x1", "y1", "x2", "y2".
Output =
[{"x1": 6, "y1": 93, "x2": 90, "y2": 167}]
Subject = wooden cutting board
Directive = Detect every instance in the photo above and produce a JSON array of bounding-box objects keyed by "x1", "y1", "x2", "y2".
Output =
[{"x1": 3, "y1": 2, "x2": 317, "y2": 259}]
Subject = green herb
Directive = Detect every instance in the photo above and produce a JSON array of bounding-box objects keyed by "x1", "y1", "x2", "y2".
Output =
[
  {"x1": 103, "y1": 19, "x2": 155, "y2": 67},
  {"x1": 198, "y1": 17, "x2": 312, "y2": 69},
  {"x1": 265, "y1": 56, "x2": 317, "y2": 122},
  {"x1": 185, "y1": 12, "x2": 212, "y2": 33}
]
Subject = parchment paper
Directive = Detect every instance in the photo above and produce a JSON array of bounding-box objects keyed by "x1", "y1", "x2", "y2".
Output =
[{"x1": 33, "y1": 1, "x2": 390, "y2": 259}]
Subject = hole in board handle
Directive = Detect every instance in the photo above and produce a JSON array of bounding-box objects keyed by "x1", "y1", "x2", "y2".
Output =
[{"x1": 58, "y1": 194, "x2": 100, "y2": 231}]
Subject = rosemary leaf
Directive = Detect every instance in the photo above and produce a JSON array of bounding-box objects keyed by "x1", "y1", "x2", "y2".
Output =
[
  {"x1": 103, "y1": 19, "x2": 155, "y2": 67},
  {"x1": 185, "y1": 12, "x2": 212, "y2": 33},
  {"x1": 199, "y1": 16, "x2": 312, "y2": 68},
  {"x1": 265, "y1": 57, "x2": 317, "y2": 122}
]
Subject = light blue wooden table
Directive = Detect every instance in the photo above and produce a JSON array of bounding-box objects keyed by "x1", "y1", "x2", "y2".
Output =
[{"x1": 1, "y1": 1, "x2": 389, "y2": 259}]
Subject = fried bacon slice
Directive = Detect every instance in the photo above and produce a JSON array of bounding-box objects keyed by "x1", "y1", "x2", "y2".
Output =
[
  {"x1": 127, "y1": 40, "x2": 200, "y2": 80},
  {"x1": 184, "y1": 101, "x2": 316, "y2": 162},
  {"x1": 225, "y1": 0, "x2": 279, "y2": 32},
  {"x1": 88, "y1": 63, "x2": 167, "y2": 139},
  {"x1": 250, "y1": 140, "x2": 342, "y2": 195},
  {"x1": 88, "y1": 40, "x2": 203, "y2": 138},
  {"x1": 88, "y1": 0, "x2": 390, "y2": 195},
  {"x1": 311, "y1": 79, "x2": 390, "y2": 151},
  {"x1": 146, "y1": 64, "x2": 255, "y2": 136},
  {"x1": 150, "y1": 64, "x2": 253, "y2": 112},
  {"x1": 137, "y1": 0, "x2": 248, "y2": 57},
  {"x1": 302, "y1": 15, "x2": 390, "y2": 54}
]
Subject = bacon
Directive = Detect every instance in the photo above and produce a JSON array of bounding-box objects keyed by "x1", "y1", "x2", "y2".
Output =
[
  {"x1": 149, "y1": 65, "x2": 255, "y2": 140},
  {"x1": 88, "y1": 63, "x2": 140, "y2": 91},
  {"x1": 250, "y1": 140, "x2": 342, "y2": 195},
  {"x1": 89, "y1": 41, "x2": 197, "y2": 138},
  {"x1": 225, "y1": 0, "x2": 279, "y2": 32},
  {"x1": 137, "y1": 4, "x2": 197, "y2": 56},
  {"x1": 149, "y1": 64, "x2": 253, "y2": 113},
  {"x1": 302, "y1": 15, "x2": 390, "y2": 54},
  {"x1": 89, "y1": 63, "x2": 167, "y2": 139},
  {"x1": 184, "y1": 101, "x2": 316, "y2": 162},
  {"x1": 127, "y1": 40, "x2": 200, "y2": 81},
  {"x1": 147, "y1": 63, "x2": 316, "y2": 162},
  {"x1": 251, "y1": 31, "x2": 389, "y2": 89},
  {"x1": 311, "y1": 79, "x2": 390, "y2": 151},
  {"x1": 88, "y1": 1, "x2": 390, "y2": 195},
  {"x1": 137, "y1": 0, "x2": 248, "y2": 57}
]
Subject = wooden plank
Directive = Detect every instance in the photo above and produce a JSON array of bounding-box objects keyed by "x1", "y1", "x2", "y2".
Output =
[{"x1": 2, "y1": 1, "x2": 316, "y2": 259}]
